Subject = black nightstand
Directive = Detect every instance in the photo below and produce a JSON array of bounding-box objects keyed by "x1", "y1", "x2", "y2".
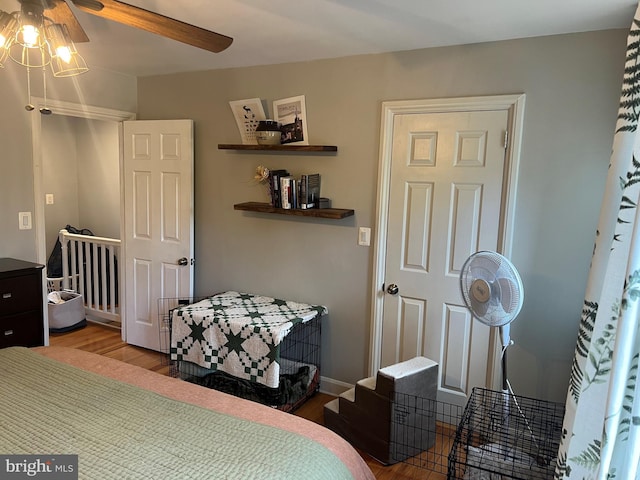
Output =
[{"x1": 0, "y1": 258, "x2": 45, "y2": 348}]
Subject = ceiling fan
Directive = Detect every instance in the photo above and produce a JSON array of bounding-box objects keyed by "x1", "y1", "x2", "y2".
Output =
[
  {"x1": 0, "y1": 0, "x2": 232, "y2": 113},
  {"x1": 19, "y1": 0, "x2": 233, "y2": 53}
]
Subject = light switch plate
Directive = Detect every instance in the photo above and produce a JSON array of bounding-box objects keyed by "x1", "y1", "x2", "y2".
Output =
[
  {"x1": 19, "y1": 211, "x2": 32, "y2": 230},
  {"x1": 358, "y1": 227, "x2": 371, "y2": 246}
]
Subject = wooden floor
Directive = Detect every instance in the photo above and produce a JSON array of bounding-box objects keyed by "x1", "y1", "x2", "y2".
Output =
[{"x1": 49, "y1": 323, "x2": 449, "y2": 480}]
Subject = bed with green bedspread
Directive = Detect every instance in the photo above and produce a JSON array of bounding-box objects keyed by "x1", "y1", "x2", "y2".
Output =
[{"x1": 0, "y1": 347, "x2": 364, "y2": 480}]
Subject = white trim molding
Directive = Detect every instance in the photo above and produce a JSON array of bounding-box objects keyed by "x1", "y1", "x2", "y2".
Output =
[{"x1": 30, "y1": 98, "x2": 135, "y2": 345}]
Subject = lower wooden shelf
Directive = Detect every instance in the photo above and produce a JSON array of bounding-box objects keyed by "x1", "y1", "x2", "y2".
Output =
[{"x1": 234, "y1": 202, "x2": 354, "y2": 219}]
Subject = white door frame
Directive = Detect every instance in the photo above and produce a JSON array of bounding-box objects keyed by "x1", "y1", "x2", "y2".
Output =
[
  {"x1": 369, "y1": 94, "x2": 526, "y2": 382},
  {"x1": 30, "y1": 97, "x2": 136, "y2": 342}
]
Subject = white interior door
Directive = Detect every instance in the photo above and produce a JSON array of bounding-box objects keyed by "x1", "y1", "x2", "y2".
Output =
[
  {"x1": 373, "y1": 97, "x2": 524, "y2": 407},
  {"x1": 122, "y1": 119, "x2": 194, "y2": 351}
]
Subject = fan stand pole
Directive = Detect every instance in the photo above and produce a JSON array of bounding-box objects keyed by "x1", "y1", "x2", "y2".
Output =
[
  {"x1": 499, "y1": 323, "x2": 544, "y2": 460},
  {"x1": 501, "y1": 348, "x2": 509, "y2": 391},
  {"x1": 499, "y1": 324, "x2": 511, "y2": 459},
  {"x1": 500, "y1": 324, "x2": 511, "y2": 391}
]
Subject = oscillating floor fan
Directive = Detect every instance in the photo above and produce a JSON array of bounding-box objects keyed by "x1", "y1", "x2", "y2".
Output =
[
  {"x1": 459, "y1": 250, "x2": 524, "y2": 392},
  {"x1": 459, "y1": 251, "x2": 545, "y2": 462}
]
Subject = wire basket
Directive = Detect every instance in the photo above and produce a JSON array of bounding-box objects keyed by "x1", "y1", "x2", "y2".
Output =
[
  {"x1": 448, "y1": 388, "x2": 565, "y2": 480},
  {"x1": 390, "y1": 392, "x2": 463, "y2": 476}
]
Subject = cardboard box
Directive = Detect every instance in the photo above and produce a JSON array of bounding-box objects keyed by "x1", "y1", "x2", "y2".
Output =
[{"x1": 48, "y1": 291, "x2": 86, "y2": 333}]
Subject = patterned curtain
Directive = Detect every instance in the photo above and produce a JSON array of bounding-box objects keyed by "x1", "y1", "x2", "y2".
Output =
[{"x1": 555, "y1": 6, "x2": 640, "y2": 479}]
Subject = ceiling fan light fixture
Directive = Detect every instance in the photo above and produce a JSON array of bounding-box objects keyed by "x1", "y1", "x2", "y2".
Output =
[
  {"x1": 20, "y1": 24, "x2": 39, "y2": 47},
  {"x1": 9, "y1": 7, "x2": 51, "y2": 68},
  {"x1": 46, "y1": 22, "x2": 87, "y2": 77},
  {"x1": 0, "y1": 11, "x2": 17, "y2": 67},
  {"x1": 0, "y1": 11, "x2": 17, "y2": 49},
  {"x1": 50, "y1": 47, "x2": 87, "y2": 77},
  {"x1": 0, "y1": 5, "x2": 90, "y2": 78},
  {"x1": 0, "y1": 2, "x2": 92, "y2": 113},
  {"x1": 9, "y1": 40, "x2": 50, "y2": 68},
  {"x1": 0, "y1": 48, "x2": 8, "y2": 68},
  {"x1": 14, "y1": 7, "x2": 46, "y2": 49}
]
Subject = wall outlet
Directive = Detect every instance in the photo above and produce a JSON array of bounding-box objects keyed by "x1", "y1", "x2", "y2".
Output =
[
  {"x1": 18, "y1": 212, "x2": 32, "y2": 230},
  {"x1": 358, "y1": 227, "x2": 371, "y2": 246},
  {"x1": 45, "y1": 193, "x2": 54, "y2": 205}
]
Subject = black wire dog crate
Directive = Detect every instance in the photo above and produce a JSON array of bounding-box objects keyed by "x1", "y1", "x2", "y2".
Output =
[
  {"x1": 157, "y1": 296, "x2": 322, "y2": 411},
  {"x1": 390, "y1": 392, "x2": 464, "y2": 476},
  {"x1": 449, "y1": 388, "x2": 565, "y2": 479},
  {"x1": 390, "y1": 387, "x2": 565, "y2": 479}
]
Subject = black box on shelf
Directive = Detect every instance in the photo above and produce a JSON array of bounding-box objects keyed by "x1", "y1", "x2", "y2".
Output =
[
  {"x1": 318, "y1": 198, "x2": 331, "y2": 209},
  {"x1": 299, "y1": 174, "x2": 321, "y2": 208}
]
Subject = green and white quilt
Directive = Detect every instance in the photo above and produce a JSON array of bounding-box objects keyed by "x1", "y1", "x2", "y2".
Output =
[{"x1": 170, "y1": 291, "x2": 327, "y2": 388}]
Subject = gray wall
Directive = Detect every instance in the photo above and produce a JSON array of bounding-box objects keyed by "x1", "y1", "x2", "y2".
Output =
[
  {"x1": 42, "y1": 115, "x2": 80, "y2": 258},
  {"x1": 76, "y1": 118, "x2": 120, "y2": 239},
  {"x1": 42, "y1": 115, "x2": 120, "y2": 261},
  {"x1": 136, "y1": 29, "x2": 626, "y2": 402},
  {"x1": 0, "y1": 66, "x2": 136, "y2": 263}
]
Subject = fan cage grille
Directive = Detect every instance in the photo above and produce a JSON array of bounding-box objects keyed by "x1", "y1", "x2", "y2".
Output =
[{"x1": 459, "y1": 251, "x2": 523, "y2": 327}]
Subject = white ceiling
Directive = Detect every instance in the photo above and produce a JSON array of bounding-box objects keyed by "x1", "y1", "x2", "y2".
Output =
[{"x1": 0, "y1": 0, "x2": 637, "y2": 77}]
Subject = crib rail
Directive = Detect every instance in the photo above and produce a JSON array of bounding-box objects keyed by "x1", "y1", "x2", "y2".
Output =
[{"x1": 58, "y1": 228, "x2": 121, "y2": 324}]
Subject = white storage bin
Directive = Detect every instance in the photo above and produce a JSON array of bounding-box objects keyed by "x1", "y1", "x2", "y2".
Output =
[
  {"x1": 47, "y1": 274, "x2": 79, "y2": 293},
  {"x1": 48, "y1": 290, "x2": 86, "y2": 333}
]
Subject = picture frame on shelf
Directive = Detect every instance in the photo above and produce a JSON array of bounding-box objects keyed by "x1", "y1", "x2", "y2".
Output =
[
  {"x1": 229, "y1": 98, "x2": 266, "y2": 145},
  {"x1": 273, "y1": 95, "x2": 308, "y2": 145}
]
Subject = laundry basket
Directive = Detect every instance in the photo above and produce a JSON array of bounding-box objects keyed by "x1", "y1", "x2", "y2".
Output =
[
  {"x1": 47, "y1": 274, "x2": 79, "y2": 293},
  {"x1": 48, "y1": 290, "x2": 86, "y2": 333}
]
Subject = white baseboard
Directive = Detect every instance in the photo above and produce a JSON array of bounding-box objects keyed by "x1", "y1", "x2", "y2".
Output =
[{"x1": 319, "y1": 376, "x2": 354, "y2": 396}]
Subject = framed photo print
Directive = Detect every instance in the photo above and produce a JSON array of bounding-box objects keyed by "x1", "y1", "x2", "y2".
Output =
[
  {"x1": 229, "y1": 98, "x2": 266, "y2": 144},
  {"x1": 273, "y1": 95, "x2": 308, "y2": 145}
]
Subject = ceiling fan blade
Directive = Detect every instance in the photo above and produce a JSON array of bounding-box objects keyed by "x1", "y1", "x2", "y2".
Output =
[
  {"x1": 71, "y1": 0, "x2": 233, "y2": 53},
  {"x1": 46, "y1": 0, "x2": 90, "y2": 43},
  {"x1": 70, "y1": 0, "x2": 104, "y2": 10}
]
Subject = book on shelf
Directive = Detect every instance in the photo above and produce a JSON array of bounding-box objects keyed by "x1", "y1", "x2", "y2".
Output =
[
  {"x1": 291, "y1": 178, "x2": 298, "y2": 209},
  {"x1": 280, "y1": 176, "x2": 293, "y2": 209},
  {"x1": 268, "y1": 171, "x2": 321, "y2": 210},
  {"x1": 299, "y1": 175, "x2": 308, "y2": 209},
  {"x1": 268, "y1": 169, "x2": 289, "y2": 208},
  {"x1": 298, "y1": 173, "x2": 320, "y2": 209}
]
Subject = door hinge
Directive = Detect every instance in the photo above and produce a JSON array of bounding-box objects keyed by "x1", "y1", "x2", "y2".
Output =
[{"x1": 503, "y1": 130, "x2": 509, "y2": 149}]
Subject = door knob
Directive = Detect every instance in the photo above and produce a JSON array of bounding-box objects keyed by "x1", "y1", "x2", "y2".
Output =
[
  {"x1": 177, "y1": 257, "x2": 189, "y2": 266},
  {"x1": 386, "y1": 283, "x2": 399, "y2": 295}
]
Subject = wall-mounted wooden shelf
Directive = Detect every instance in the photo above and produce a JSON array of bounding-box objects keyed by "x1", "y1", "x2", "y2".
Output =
[
  {"x1": 219, "y1": 144, "x2": 337, "y2": 152},
  {"x1": 234, "y1": 202, "x2": 354, "y2": 219}
]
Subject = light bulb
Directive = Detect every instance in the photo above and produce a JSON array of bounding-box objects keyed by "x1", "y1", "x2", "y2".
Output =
[
  {"x1": 0, "y1": 34, "x2": 6, "y2": 48},
  {"x1": 21, "y1": 24, "x2": 38, "y2": 47},
  {"x1": 56, "y1": 45, "x2": 71, "y2": 63}
]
